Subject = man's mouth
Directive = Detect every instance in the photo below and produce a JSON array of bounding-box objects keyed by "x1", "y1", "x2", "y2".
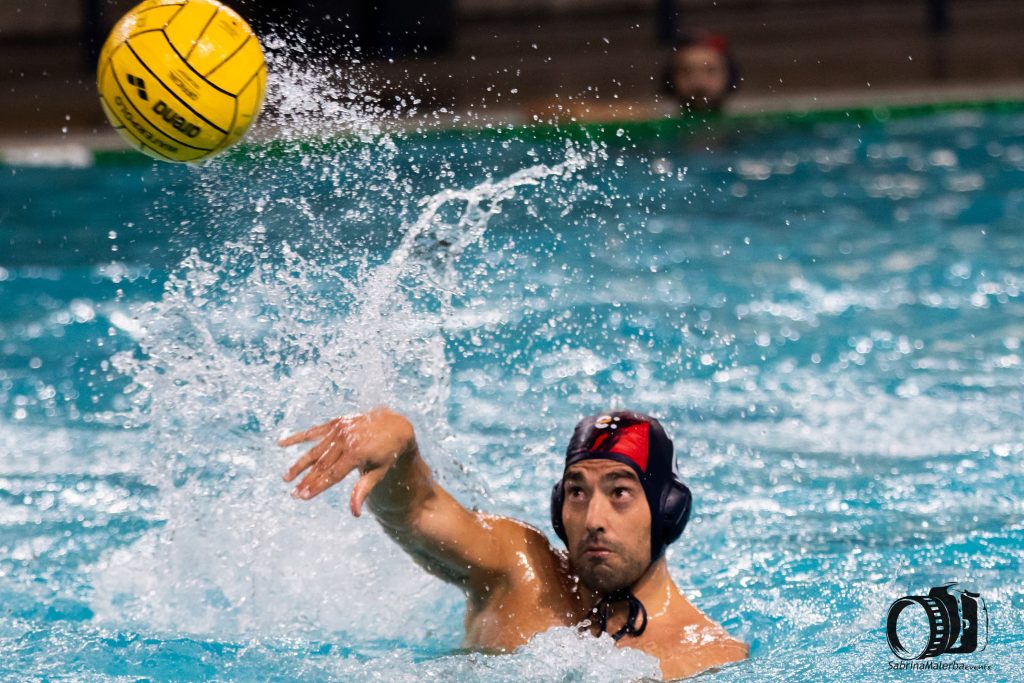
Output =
[{"x1": 583, "y1": 545, "x2": 614, "y2": 558}]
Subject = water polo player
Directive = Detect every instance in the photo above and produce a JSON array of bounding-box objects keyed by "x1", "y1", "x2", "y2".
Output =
[
  {"x1": 664, "y1": 33, "x2": 740, "y2": 114},
  {"x1": 280, "y1": 408, "x2": 748, "y2": 679}
]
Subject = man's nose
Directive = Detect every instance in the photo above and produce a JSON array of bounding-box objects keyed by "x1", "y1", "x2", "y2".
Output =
[{"x1": 584, "y1": 493, "x2": 612, "y2": 533}]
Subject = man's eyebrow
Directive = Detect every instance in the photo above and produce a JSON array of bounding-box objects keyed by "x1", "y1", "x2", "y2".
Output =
[
  {"x1": 563, "y1": 468, "x2": 639, "y2": 484},
  {"x1": 603, "y1": 469, "x2": 640, "y2": 484}
]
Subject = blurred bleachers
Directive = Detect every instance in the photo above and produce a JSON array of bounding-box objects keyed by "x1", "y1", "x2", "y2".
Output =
[{"x1": 2, "y1": 0, "x2": 1023, "y2": 137}]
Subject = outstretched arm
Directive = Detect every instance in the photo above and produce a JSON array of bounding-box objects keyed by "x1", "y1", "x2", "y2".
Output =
[{"x1": 280, "y1": 408, "x2": 536, "y2": 587}]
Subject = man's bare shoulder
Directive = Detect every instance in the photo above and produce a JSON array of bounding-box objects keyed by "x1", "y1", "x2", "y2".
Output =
[
  {"x1": 465, "y1": 513, "x2": 568, "y2": 582},
  {"x1": 656, "y1": 623, "x2": 749, "y2": 681},
  {"x1": 474, "y1": 513, "x2": 564, "y2": 558}
]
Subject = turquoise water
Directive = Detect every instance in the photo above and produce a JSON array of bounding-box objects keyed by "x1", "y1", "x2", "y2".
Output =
[{"x1": 2, "y1": 103, "x2": 1023, "y2": 681}]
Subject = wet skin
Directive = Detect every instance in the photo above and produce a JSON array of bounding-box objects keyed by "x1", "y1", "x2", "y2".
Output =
[{"x1": 281, "y1": 408, "x2": 748, "y2": 680}]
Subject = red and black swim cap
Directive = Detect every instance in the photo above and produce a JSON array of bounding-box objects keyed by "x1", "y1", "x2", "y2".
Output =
[{"x1": 551, "y1": 410, "x2": 692, "y2": 563}]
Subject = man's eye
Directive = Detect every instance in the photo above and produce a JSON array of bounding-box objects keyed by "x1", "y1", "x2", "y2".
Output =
[
  {"x1": 613, "y1": 487, "x2": 632, "y2": 499},
  {"x1": 567, "y1": 487, "x2": 585, "y2": 499}
]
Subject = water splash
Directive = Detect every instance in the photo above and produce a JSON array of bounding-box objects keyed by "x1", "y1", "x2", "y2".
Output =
[{"x1": 90, "y1": 45, "x2": 596, "y2": 646}]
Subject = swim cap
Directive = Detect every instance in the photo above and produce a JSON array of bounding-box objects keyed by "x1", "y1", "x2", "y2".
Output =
[
  {"x1": 691, "y1": 32, "x2": 730, "y2": 56},
  {"x1": 550, "y1": 410, "x2": 692, "y2": 564}
]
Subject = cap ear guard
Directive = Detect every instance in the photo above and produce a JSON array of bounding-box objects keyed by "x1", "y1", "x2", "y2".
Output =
[
  {"x1": 551, "y1": 480, "x2": 568, "y2": 545},
  {"x1": 657, "y1": 477, "x2": 692, "y2": 550}
]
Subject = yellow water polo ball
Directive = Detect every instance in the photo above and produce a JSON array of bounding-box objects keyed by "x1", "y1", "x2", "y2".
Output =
[{"x1": 97, "y1": 0, "x2": 266, "y2": 163}]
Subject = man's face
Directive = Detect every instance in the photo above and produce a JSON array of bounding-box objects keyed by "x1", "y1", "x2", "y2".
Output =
[
  {"x1": 561, "y1": 459, "x2": 651, "y2": 594},
  {"x1": 672, "y1": 45, "x2": 730, "y2": 112}
]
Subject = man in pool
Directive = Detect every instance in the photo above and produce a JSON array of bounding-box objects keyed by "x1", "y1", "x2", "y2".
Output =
[
  {"x1": 280, "y1": 408, "x2": 748, "y2": 680},
  {"x1": 664, "y1": 33, "x2": 740, "y2": 114}
]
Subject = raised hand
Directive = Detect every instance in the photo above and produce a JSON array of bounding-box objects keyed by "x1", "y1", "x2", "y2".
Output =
[
  {"x1": 281, "y1": 407, "x2": 540, "y2": 593},
  {"x1": 279, "y1": 408, "x2": 416, "y2": 516}
]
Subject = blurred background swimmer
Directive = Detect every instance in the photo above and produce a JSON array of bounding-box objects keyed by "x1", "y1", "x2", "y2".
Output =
[
  {"x1": 663, "y1": 32, "x2": 740, "y2": 114},
  {"x1": 527, "y1": 29, "x2": 740, "y2": 124}
]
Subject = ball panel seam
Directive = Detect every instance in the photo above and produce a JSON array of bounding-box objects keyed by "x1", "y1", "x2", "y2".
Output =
[
  {"x1": 125, "y1": 38, "x2": 230, "y2": 136},
  {"x1": 98, "y1": 94, "x2": 127, "y2": 130},
  {"x1": 203, "y1": 34, "x2": 251, "y2": 79},
  {"x1": 183, "y1": 4, "x2": 220, "y2": 61},
  {"x1": 134, "y1": 2, "x2": 187, "y2": 22},
  {"x1": 160, "y1": 30, "x2": 235, "y2": 98},
  {"x1": 227, "y1": 94, "x2": 239, "y2": 142},
  {"x1": 110, "y1": 60, "x2": 218, "y2": 151},
  {"x1": 114, "y1": 118, "x2": 180, "y2": 162},
  {"x1": 238, "y1": 63, "x2": 265, "y2": 97},
  {"x1": 159, "y1": 3, "x2": 188, "y2": 29}
]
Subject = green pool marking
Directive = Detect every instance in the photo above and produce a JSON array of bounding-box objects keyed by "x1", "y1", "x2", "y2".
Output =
[{"x1": 26, "y1": 97, "x2": 1024, "y2": 167}]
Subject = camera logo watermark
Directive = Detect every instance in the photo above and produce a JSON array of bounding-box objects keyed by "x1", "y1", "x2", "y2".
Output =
[{"x1": 884, "y1": 582, "x2": 990, "y2": 670}]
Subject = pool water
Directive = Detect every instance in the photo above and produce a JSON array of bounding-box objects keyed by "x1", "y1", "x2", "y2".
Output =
[{"x1": 2, "y1": 70, "x2": 1023, "y2": 681}]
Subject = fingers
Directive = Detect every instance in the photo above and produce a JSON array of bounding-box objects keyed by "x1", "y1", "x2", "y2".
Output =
[
  {"x1": 282, "y1": 435, "x2": 333, "y2": 483},
  {"x1": 277, "y1": 418, "x2": 337, "y2": 447},
  {"x1": 280, "y1": 413, "x2": 390, "y2": 509},
  {"x1": 349, "y1": 468, "x2": 387, "y2": 517},
  {"x1": 292, "y1": 441, "x2": 358, "y2": 500},
  {"x1": 293, "y1": 464, "x2": 354, "y2": 500}
]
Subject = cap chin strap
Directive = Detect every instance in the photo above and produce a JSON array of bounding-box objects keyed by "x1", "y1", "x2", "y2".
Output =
[{"x1": 592, "y1": 589, "x2": 649, "y2": 640}]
